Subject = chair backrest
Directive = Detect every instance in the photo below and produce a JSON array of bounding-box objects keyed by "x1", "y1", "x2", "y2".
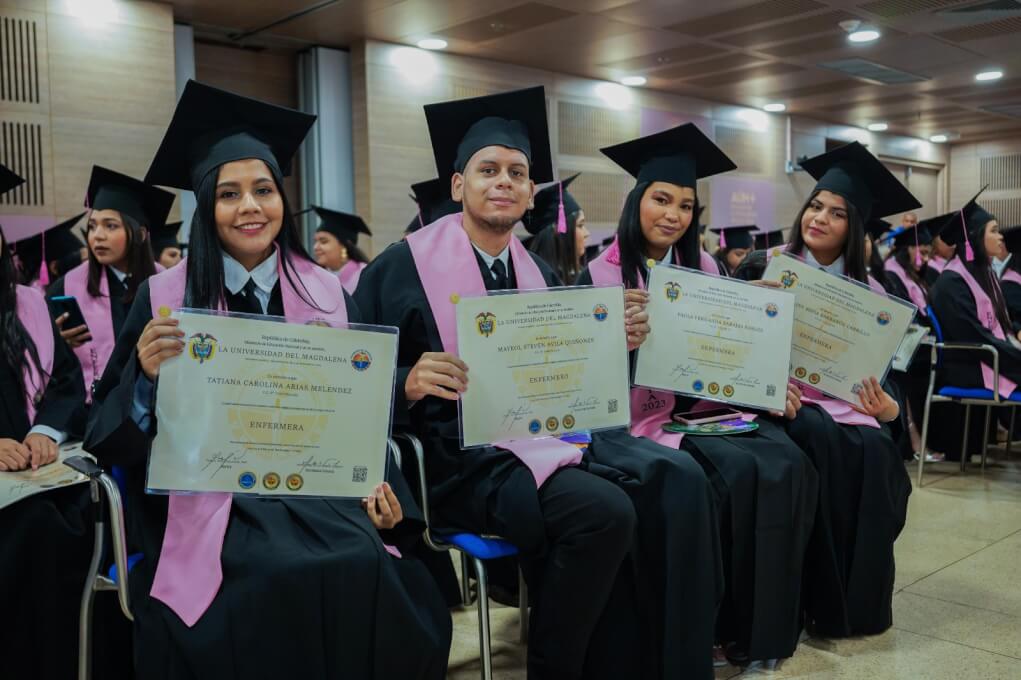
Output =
[{"x1": 927, "y1": 305, "x2": 944, "y2": 343}]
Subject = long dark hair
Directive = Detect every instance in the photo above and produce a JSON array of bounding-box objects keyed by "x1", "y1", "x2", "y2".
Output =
[
  {"x1": 787, "y1": 189, "x2": 868, "y2": 283},
  {"x1": 961, "y1": 221, "x2": 1013, "y2": 334},
  {"x1": 338, "y1": 236, "x2": 369, "y2": 265},
  {"x1": 616, "y1": 181, "x2": 700, "y2": 289},
  {"x1": 893, "y1": 247, "x2": 929, "y2": 292},
  {"x1": 0, "y1": 226, "x2": 48, "y2": 408},
  {"x1": 868, "y1": 235, "x2": 887, "y2": 280},
  {"x1": 528, "y1": 209, "x2": 584, "y2": 284},
  {"x1": 85, "y1": 212, "x2": 156, "y2": 304},
  {"x1": 184, "y1": 163, "x2": 320, "y2": 311}
]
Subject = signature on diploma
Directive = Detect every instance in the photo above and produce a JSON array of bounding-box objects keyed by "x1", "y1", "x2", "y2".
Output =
[
  {"x1": 730, "y1": 372, "x2": 761, "y2": 387},
  {"x1": 501, "y1": 404, "x2": 534, "y2": 429},
  {"x1": 669, "y1": 363, "x2": 699, "y2": 381},
  {"x1": 569, "y1": 396, "x2": 599, "y2": 411},
  {"x1": 201, "y1": 450, "x2": 250, "y2": 479},
  {"x1": 821, "y1": 366, "x2": 848, "y2": 382},
  {"x1": 297, "y1": 456, "x2": 345, "y2": 475}
]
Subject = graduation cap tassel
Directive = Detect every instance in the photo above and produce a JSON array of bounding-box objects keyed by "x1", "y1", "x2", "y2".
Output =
[
  {"x1": 719, "y1": 228, "x2": 727, "y2": 249},
  {"x1": 961, "y1": 209, "x2": 974, "y2": 262},
  {"x1": 38, "y1": 238, "x2": 49, "y2": 287},
  {"x1": 556, "y1": 181, "x2": 568, "y2": 235}
]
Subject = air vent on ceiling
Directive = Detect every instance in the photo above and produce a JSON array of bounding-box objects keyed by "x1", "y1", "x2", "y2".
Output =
[
  {"x1": 982, "y1": 103, "x2": 1021, "y2": 118},
  {"x1": 979, "y1": 152, "x2": 1021, "y2": 190},
  {"x1": 936, "y1": 16, "x2": 1021, "y2": 40},
  {"x1": 940, "y1": 0, "x2": 1021, "y2": 16},
  {"x1": 817, "y1": 58, "x2": 928, "y2": 84},
  {"x1": 859, "y1": 0, "x2": 976, "y2": 19}
]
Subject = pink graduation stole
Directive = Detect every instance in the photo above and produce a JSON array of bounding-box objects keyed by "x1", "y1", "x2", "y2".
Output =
[
  {"x1": 945, "y1": 257, "x2": 1018, "y2": 399},
  {"x1": 338, "y1": 260, "x2": 367, "y2": 295},
  {"x1": 588, "y1": 237, "x2": 732, "y2": 448},
  {"x1": 766, "y1": 245, "x2": 880, "y2": 428},
  {"x1": 884, "y1": 257, "x2": 928, "y2": 316},
  {"x1": 406, "y1": 212, "x2": 583, "y2": 486},
  {"x1": 1001, "y1": 268, "x2": 1021, "y2": 287},
  {"x1": 15, "y1": 285, "x2": 55, "y2": 424},
  {"x1": 147, "y1": 252, "x2": 354, "y2": 628},
  {"x1": 63, "y1": 262, "x2": 116, "y2": 405},
  {"x1": 928, "y1": 256, "x2": 947, "y2": 273}
]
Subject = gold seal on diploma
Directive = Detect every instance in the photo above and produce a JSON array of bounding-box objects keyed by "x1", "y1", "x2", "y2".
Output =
[
  {"x1": 286, "y1": 474, "x2": 304, "y2": 491},
  {"x1": 158, "y1": 305, "x2": 172, "y2": 318},
  {"x1": 450, "y1": 293, "x2": 461, "y2": 304}
]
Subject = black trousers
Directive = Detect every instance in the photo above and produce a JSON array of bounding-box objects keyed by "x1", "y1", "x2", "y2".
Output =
[{"x1": 442, "y1": 462, "x2": 638, "y2": 680}]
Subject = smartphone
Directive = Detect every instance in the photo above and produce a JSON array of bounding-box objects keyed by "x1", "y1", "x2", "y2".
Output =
[
  {"x1": 672, "y1": 407, "x2": 742, "y2": 425},
  {"x1": 47, "y1": 295, "x2": 88, "y2": 331}
]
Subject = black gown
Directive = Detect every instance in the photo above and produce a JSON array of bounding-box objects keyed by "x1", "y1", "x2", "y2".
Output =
[
  {"x1": 577, "y1": 263, "x2": 818, "y2": 661},
  {"x1": 0, "y1": 302, "x2": 112, "y2": 680},
  {"x1": 1001, "y1": 276, "x2": 1021, "y2": 334},
  {"x1": 928, "y1": 269, "x2": 1021, "y2": 459},
  {"x1": 83, "y1": 278, "x2": 451, "y2": 680},
  {"x1": 355, "y1": 240, "x2": 723, "y2": 679},
  {"x1": 736, "y1": 250, "x2": 911, "y2": 637}
]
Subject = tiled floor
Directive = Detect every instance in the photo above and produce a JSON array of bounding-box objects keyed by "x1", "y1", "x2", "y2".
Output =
[{"x1": 445, "y1": 452, "x2": 1021, "y2": 679}]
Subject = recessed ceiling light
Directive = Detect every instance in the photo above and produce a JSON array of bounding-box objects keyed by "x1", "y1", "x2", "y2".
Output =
[
  {"x1": 867, "y1": 122, "x2": 888, "y2": 132},
  {"x1": 416, "y1": 38, "x2": 448, "y2": 50},
  {"x1": 975, "y1": 70, "x2": 1003, "y2": 82},
  {"x1": 620, "y1": 75, "x2": 647, "y2": 87},
  {"x1": 848, "y1": 29, "x2": 880, "y2": 43},
  {"x1": 929, "y1": 134, "x2": 948, "y2": 143},
  {"x1": 763, "y1": 103, "x2": 786, "y2": 112}
]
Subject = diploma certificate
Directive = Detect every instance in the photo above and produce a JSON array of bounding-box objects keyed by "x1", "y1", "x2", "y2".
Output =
[
  {"x1": 891, "y1": 324, "x2": 930, "y2": 372},
  {"x1": 455, "y1": 286, "x2": 631, "y2": 447},
  {"x1": 0, "y1": 442, "x2": 91, "y2": 510},
  {"x1": 634, "y1": 264, "x2": 795, "y2": 412},
  {"x1": 763, "y1": 253, "x2": 916, "y2": 404},
  {"x1": 148, "y1": 310, "x2": 398, "y2": 497}
]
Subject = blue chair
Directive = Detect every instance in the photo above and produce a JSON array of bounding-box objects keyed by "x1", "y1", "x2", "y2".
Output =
[
  {"x1": 916, "y1": 306, "x2": 1020, "y2": 486},
  {"x1": 393, "y1": 432, "x2": 528, "y2": 680}
]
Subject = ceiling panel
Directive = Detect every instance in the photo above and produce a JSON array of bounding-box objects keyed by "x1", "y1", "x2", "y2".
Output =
[
  {"x1": 936, "y1": 17, "x2": 1021, "y2": 43},
  {"x1": 656, "y1": 53, "x2": 767, "y2": 80},
  {"x1": 438, "y1": 2, "x2": 576, "y2": 43},
  {"x1": 856, "y1": 0, "x2": 975, "y2": 19},
  {"x1": 683, "y1": 61, "x2": 805, "y2": 88},
  {"x1": 601, "y1": 44, "x2": 729, "y2": 71},
  {"x1": 667, "y1": 0, "x2": 826, "y2": 36},
  {"x1": 714, "y1": 10, "x2": 852, "y2": 47}
]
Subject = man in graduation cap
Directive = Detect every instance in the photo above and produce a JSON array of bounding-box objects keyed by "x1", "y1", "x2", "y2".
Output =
[
  {"x1": 709, "y1": 224, "x2": 757, "y2": 276},
  {"x1": 302, "y1": 205, "x2": 372, "y2": 293},
  {"x1": 524, "y1": 173, "x2": 590, "y2": 284},
  {"x1": 405, "y1": 178, "x2": 461, "y2": 235},
  {"x1": 151, "y1": 221, "x2": 184, "y2": 269},
  {"x1": 355, "y1": 87, "x2": 651, "y2": 680},
  {"x1": 10, "y1": 213, "x2": 87, "y2": 289}
]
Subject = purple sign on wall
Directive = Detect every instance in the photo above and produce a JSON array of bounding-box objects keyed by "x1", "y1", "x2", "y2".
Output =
[
  {"x1": 710, "y1": 177, "x2": 775, "y2": 229},
  {"x1": 640, "y1": 108, "x2": 712, "y2": 138}
]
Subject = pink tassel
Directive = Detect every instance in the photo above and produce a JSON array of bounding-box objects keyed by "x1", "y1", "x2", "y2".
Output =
[
  {"x1": 961, "y1": 209, "x2": 974, "y2": 262},
  {"x1": 719, "y1": 228, "x2": 727, "y2": 249},
  {"x1": 38, "y1": 237, "x2": 49, "y2": 286},
  {"x1": 605, "y1": 237, "x2": 621, "y2": 265},
  {"x1": 914, "y1": 226, "x2": 922, "y2": 268},
  {"x1": 556, "y1": 181, "x2": 567, "y2": 234}
]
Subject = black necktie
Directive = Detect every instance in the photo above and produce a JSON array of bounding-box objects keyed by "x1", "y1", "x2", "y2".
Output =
[
  {"x1": 491, "y1": 259, "x2": 509, "y2": 290},
  {"x1": 238, "y1": 278, "x2": 263, "y2": 314}
]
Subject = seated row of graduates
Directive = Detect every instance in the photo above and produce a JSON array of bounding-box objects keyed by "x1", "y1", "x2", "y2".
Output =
[{"x1": 3, "y1": 79, "x2": 939, "y2": 680}]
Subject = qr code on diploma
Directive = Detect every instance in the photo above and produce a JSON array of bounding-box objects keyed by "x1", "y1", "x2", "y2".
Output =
[
  {"x1": 352, "y1": 466, "x2": 368, "y2": 483},
  {"x1": 608, "y1": 399, "x2": 618, "y2": 414},
  {"x1": 766, "y1": 384, "x2": 776, "y2": 397}
]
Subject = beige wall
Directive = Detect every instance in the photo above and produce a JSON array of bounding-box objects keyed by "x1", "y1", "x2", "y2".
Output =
[
  {"x1": 948, "y1": 136, "x2": 1021, "y2": 229},
  {"x1": 353, "y1": 40, "x2": 951, "y2": 253},
  {"x1": 0, "y1": 0, "x2": 176, "y2": 228}
]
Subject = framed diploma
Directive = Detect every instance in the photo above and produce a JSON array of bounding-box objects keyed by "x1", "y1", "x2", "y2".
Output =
[
  {"x1": 148, "y1": 310, "x2": 398, "y2": 498},
  {"x1": 455, "y1": 285, "x2": 632, "y2": 448},
  {"x1": 0, "y1": 442, "x2": 91, "y2": 510},
  {"x1": 634, "y1": 263, "x2": 795, "y2": 413},
  {"x1": 763, "y1": 252, "x2": 916, "y2": 404}
]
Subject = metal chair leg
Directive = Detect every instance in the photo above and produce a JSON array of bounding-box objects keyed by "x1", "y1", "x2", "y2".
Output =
[
  {"x1": 461, "y1": 551, "x2": 473, "y2": 606},
  {"x1": 1007, "y1": 407, "x2": 1016, "y2": 459},
  {"x1": 518, "y1": 568, "x2": 529, "y2": 644},
  {"x1": 78, "y1": 482, "x2": 103, "y2": 680},
  {"x1": 961, "y1": 404, "x2": 972, "y2": 473},
  {"x1": 917, "y1": 391, "x2": 934, "y2": 487},
  {"x1": 981, "y1": 405, "x2": 993, "y2": 473},
  {"x1": 474, "y1": 557, "x2": 493, "y2": 680}
]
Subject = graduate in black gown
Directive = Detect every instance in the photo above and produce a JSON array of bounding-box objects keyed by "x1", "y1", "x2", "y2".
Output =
[
  {"x1": 577, "y1": 124, "x2": 817, "y2": 666},
  {"x1": 709, "y1": 224, "x2": 756, "y2": 277},
  {"x1": 48, "y1": 167, "x2": 171, "y2": 437},
  {"x1": 735, "y1": 142, "x2": 914, "y2": 637},
  {"x1": 525, "y1": 173, "x2": 591, "y2": 284},
  {"x1": 10, "y1": 212, "x2": 88, "y2": 288},
  {"x1": 0, "y1": 163, "x2": 95, "y2": 679},
  {"x1": 151, "y1": 221, "x2": 184, "y2": 269},
  {"x1": 928, "y1": 192, "x2": 1021, "y2": 461},
  {"x1": 357, "y1": 86, "x2": 726, "y2": 680},
  {"x1": 83, "y1": 80, "x2": 450, "y2": 680},
  {"x1": 999, "y1": 225, "x2": 1021, "y2": 330}
]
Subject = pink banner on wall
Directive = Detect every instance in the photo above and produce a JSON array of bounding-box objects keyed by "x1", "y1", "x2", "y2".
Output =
[
  {"x1": 640, "y1": 108, "x2": 713, "y2": 138},
  {"x1": 0, "y1": 214, "x2": 55, "y2": 242},
  {"x1": 710, "y1": 177, "x2": 775, "y2": 228}
]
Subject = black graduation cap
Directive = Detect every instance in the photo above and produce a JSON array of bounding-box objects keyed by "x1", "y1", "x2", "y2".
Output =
[
  {"x1": 936, "y1": 187, "x2": 993, "y2": 253},
  {"x1": 424, "y1": 86, "x2": 553, "y2": 188},
  {"x1": 0, "y1": 163, "x2": 25, "y2": 195},
  {"x1": 300, "y1": 206, "x2": 371, "y2": 245},
  {"x1": 753, "y1": 226, "x2": 785, "y2": 250},
  {"x1": 86, "y1": 166, "x2": 175, "y2": 229},
  {"x1": 145, "y1": 80, "x2": 316, "y2": 191},
  {"x1": 601, "y1": 123, "x2": 736, "y2": 187},
  {"x1": 406, "y1": 178, "x2": 461, "y2": 233},
  {"x1": 917, "y1": 212, "x2": 955, "y2": 241},
  {"x1": 865, "y1": 218, "x2": 892, "y2": 241},
  {"x1": 799, "y1": 141, "x2": 920, "y2": 221},
  {"x1": 151, "y1": 221, "x2": 184, "y2": 253},
  {"x1": 709, "y1": 224, "x2": 756, "y2": 250},
  {"x1": 892, "y1": 224, "x2": 933, "y2": 248},
  {"x1": 526, "y1": 173, "x2": 581, "y2": 235},
  {"x1": 11, "y1": 213, "x2": 86, "y2": 282}
]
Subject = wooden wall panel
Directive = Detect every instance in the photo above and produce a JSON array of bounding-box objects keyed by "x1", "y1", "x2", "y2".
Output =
[{"x1": 950, "y1": 136, "x2": 1021, "y2": 226}]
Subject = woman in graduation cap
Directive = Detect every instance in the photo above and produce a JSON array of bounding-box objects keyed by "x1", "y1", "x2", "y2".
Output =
[
  {"x1": 151, "y1": 221, "x2": 184, "y2": 269},
  {"x1": 83, "y1": 81, "x2": 451, "y2": 680},
  {"x1": 48, "y1": 166, "x2": 170, "y2": 437},
  {"x1": 577, "y1": 123, "x2": 819, "y2": 667},
  {"x1": 10, "y1": 213, "x2": 88, "y2": 289},
  {"x1": 884, "y1": 221, "x2": 935, "y2": 325},
  {"x1": 525, "y1": 173, "x2": 590, "y2": 284},
  {"x1": 999, "y1": 225, "x2": 1021, "y2": 330},
  {"x1": 709, "y1": 224, "x2": 757, "y2": 276},
  {"x1": 307, "y1": 206, "x2": 372, "y2": 294},
  {"x1": 928, "y1": 191, "x2": 1021, "y2": 461},
  {"x1": 735, "y1": 141, "x2": 914, "y2": 638},
  {"x1": 0, "y1": 165, "x2": 98, "y2": 679}
]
